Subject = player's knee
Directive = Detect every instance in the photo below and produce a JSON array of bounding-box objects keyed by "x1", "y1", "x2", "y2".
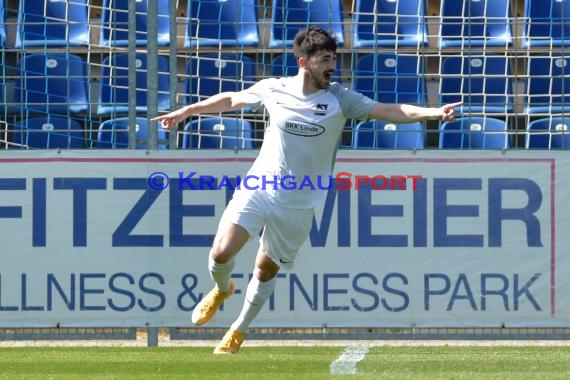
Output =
[
  {"x1": 253, "y1": 266, "x2": 278, "y2": 282},
  {"x1": 209, "y1": 245, "x2": 234, "y2": 263}
]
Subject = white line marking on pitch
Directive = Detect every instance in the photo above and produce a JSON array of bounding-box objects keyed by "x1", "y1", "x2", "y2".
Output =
[{"x1": 330, "y1": 345, "x2": 370, "y2": 375}]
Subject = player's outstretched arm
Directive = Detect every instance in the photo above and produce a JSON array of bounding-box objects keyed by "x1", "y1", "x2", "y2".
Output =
[
  {"x1": 368, "y1": 101, "x2": 463, "y2": 124},
  {"x1": 151, "y1": 91, "x2": 249, "y2": 130}
]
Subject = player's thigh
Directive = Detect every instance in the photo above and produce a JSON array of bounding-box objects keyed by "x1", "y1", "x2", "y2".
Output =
[
  {"x1": 262, "y1": 206, "x2": 314, "y2": 269},
  {"x1": 212, "y1": 189, "x2": 266, "y2": 261},
  {"x1": 211, "y1": 222, "x2": 251, "y2": 262}
]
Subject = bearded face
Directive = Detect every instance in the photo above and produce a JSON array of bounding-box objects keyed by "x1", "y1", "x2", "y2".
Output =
[{"x1": 303, "y1": 50, "x2": 337, "y2": 90}]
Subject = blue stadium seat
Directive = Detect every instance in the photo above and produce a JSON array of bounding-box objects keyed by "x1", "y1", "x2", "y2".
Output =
[
  {"x1": 100, "y1": 0, "x2": 170, "y2": 47},
  {"x1": 352, "y1": 0, "x2": 428, "y2": 48},
  {"x1": 0, "y1": 0, "x2": 5, "y2": 109},
  {"x1": 440, "y1": 55, "x2": 514, "y2": 114},
  {"x1": 185, "y1": 54, "x2": 256, "y2": 106},
  {"x1": 12, "y1": 54, "x2": 89, "y2": 114},
  {"x1": 182, "y1": 117, "x2": 254, "y2": 149},
  {"x1": 270, "y1": 54, "x2": 299, "y2": 77},
  {"x1": 97, "y1": 54, "x2": 171, "y2": 115},
  {"x1": 98, "y1": 117, "x2": 168, "y2": 149},
  {"x1": 0, "y1": 0, "x2": 6, "y2": 47},
  {"x1": 353, "y1": 120, "x2": 424, "y2": 149},
  {"x1": 12, "y1": 117, "x2": 85, "y2": 149},
  {"x1": 526, "y1": 117, "x2": 570, "y2": 149},
  {"x1": 522, "y1": 0, "x2": 570, "y2": 48},
  {"x1": 439, "y1": 0, "x2": 512, "y2": 48},
  {"x1": 0, "y1": 77, "x2": 3, "y2": 116},
  {"x1": 0, "y1": 60, "x2": 5, "y2": 113},
  {"x1": 524, "y1": 55, "x2": 570, "y2": 114},
  {"x1": 439, "y1": 117, "x2": 510, "y2": 149},
  {"x1": 15, "y1": 0, "x2": 89, "y2": 47},
  {"x1": 269, "y1": 0, "x2": 344, "y2": 48},
  {"x1": 184, "y1": 0, "x2": 259, "y2": 47},
  {"x1": 353, "y1": 53, "x2": 427, "y2": 105}
]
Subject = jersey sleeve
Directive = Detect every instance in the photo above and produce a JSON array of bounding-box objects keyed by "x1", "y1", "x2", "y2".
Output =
[
  {"x1": 328, "y1": 83, "x2": 378, "y2": 122},
  {"x1": 236, "y1": 78, "x2": 279, "y2": 112}
]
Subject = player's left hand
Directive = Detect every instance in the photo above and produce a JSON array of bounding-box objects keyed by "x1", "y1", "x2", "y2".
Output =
[{"x1": 440, "y1": 101, "x2": 463, "y2": 122}]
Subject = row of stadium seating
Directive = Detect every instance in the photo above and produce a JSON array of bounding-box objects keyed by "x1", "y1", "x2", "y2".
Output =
[
  {"x1": 2, "y1": 52, "x2": 568, "y2": 117},
  {"x1": 10, "y1": 116, "x2": 253, "y2": 150},
  {"x1": 8, "y1": 116, "x2": 570, "y2": 150},
  {"x1": 0, "y1": 0, "x2": 569, "y2": 49},
  {"x1": 357, "y1": 118, "x2": 570, "y2": 149}
]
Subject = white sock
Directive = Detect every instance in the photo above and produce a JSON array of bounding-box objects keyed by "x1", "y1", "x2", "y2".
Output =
[
  {"x1": 208, "y1": 255, "x2": 235, "y2": 293},
  {"x1": 231, "y1": 276, "x2": 276, "y2": 333}
]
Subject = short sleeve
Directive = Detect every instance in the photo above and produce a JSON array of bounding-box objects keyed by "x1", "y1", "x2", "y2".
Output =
[
  {"x1": 328, "y1": 83, "x2": 378, "y2": 122},
  {"x1": 237, "y1": 78, "x2": 279, "y2": 112}
]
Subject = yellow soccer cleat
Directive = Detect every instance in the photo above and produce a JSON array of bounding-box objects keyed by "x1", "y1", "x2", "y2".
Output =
[
  {"x1": 191, "y1": 280, "x2": 236, "y2": 326},
  {"x1": 213, "y1": 329, "x2": 246, "y2": 354}
]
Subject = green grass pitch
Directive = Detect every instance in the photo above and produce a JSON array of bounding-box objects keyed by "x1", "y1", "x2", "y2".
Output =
[{"x1": 0, "y1": 346, "x2": 569, "y2": 379}]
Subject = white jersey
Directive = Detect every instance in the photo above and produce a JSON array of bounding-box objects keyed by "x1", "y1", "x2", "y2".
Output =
[{"x1": 239, "y1": 77, "x2": 377, "y2": 209}]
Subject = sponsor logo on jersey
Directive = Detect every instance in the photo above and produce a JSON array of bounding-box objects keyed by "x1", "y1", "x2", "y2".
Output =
[
  {"x1": 278, "y1": 121, "x2": 325, "y2": 137},
  {"x1": 315, "y1": 104, "x2": 328, "y2": 115}
]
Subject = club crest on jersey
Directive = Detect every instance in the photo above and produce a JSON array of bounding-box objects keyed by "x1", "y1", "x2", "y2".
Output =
[{"x1": 315, "y1": 104, "x2": 328, "y2": 115}]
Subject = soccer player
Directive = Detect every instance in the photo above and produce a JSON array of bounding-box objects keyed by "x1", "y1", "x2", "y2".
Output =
[{"x1": 153, "y1": 27, "x2": 462, "y2": 354}]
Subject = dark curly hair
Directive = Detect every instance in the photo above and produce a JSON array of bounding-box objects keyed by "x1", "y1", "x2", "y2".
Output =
[{"x1": 293, "y1": 27, "x2": 338, "y2": 59}]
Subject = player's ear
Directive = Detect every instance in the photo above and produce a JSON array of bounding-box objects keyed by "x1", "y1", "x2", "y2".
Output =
[{"x1": 298, "y1": 56, "x2": 307, "y2": 69}]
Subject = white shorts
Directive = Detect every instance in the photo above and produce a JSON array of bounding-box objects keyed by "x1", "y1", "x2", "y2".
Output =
[{"x1": 218, "y1": 188, "x2": 314, "y2": 269}]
